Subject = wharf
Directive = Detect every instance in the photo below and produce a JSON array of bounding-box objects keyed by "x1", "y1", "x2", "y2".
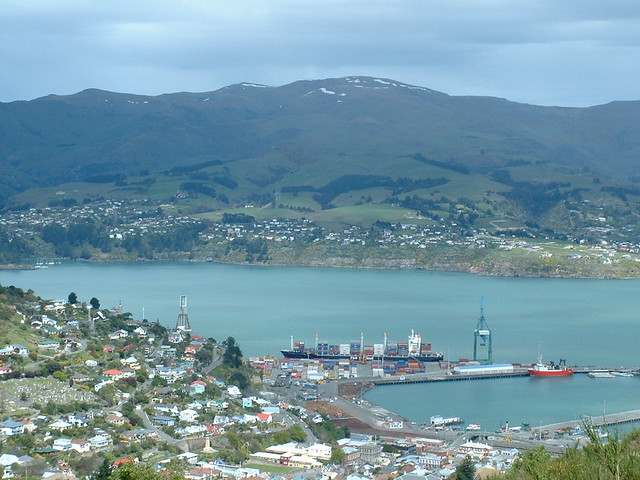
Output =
[
  {"x1": 535, "y1": 409, "x2": 640, "y2": 432},
  {"x1": 371, "y1": 369, "x2": 530, "y2": 386},
  {"x1": 367, "y1": 365, "x2": 638, "y2": 386}
]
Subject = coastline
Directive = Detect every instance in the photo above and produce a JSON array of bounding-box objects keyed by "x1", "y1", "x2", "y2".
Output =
[
  {"x1": 4, "y1": 253, "x2": 639, "y2": 279},
  {"x1": 0, "y1": 263, "x2": 36, "y2": 270}
]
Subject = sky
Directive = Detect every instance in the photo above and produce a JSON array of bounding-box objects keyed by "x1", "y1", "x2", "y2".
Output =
[{"x1": 2, "y1": 0, "x2": 640, "y2": 107}]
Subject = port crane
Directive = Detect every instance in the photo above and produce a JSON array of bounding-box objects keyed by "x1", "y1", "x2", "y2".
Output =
[{"x1": 473, "y1": 297, "x2": 493, "y2": 364}]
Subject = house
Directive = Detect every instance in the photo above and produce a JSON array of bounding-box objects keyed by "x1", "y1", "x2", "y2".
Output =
[
  {"x1": 68, "y1": 414, "x2": 90, "y2": 427},
  {"x1": 70, "y1": 373, "x2": 93, "y2": 384},
  {"x1": 48, "y1": 420, "x2": 72, "y2": 432},
  {"x1": 121, "y1": 356, "x2": 140, "y2": 369},
  {"x1": 102, "y1": 344, "x2": 116, "y2": 353},
  {"x1": 20, "y1": 420, "x2": 37, "y2": 433},
  {"x1": 0, "y1": 366, "x2": 12, "y2": 376},
  {"x1": 133, "y1": 326, "x2": 147, "y2": 337},
  {"x1": 168, "y1": 331, "x2": 186, "y2": 344},
  {"x1": 458, "y1": 441, "x2": 493, "y2": 459},
  {"x1": 256, "y1": 413, "x2": 272, "y2": 424},
  {"x1": 1, "y1": 419, "x2": 25, "y2": 436},
  {"x1": 179, "y1": 409, "x2": 199, "y2": 423},
  {"x1": 153, "y1": 416, "x2": 175, "y2": 427},
  {"x1": 340, "y1": 446, "x2": 360, "y2": 464},
  {"x1": 156, "y1": 367, "x2": 186, "y2": 383},
  {"x1": 7, "y1": 344, "x2": 28, "y2": 356},
  {"x1": 307, "y1": 443, "x2": 332, "y2": 461},
  {"x1": 41, "y1": 315, "x2": 58, "y2": 326},
  {"x1": 154, "y1": 404, "x2": 179, "y2": 416},
  {"x1": 102, "y1": 368, "x2": 126, "y2": 380},
  {"x1": 189, "y1": 380, "x2": 206, "y2": 395},
  {"x1": 109, "y1": 329, "x2": 129, "y2": 340},
  {"x1": 53, "y1": 438, "x2": 73, "y2": 451},
  {"x1": 38, "y1": 339, "x2": 61, "y2": 350},
  {"x1": 0, "y1": 453, "x2": 20, "y2": 478},
  {"x1": 106, "y1": 413, "x2": 126, "y2": 426},
  {"x1": 358, "y1": 443, "x2": 383, "y2": 464},
  {"x1": 212, "y1": 415, "x2": 231, "y2": 426},
  {"x1": 89, "y1": 434, "x2": 112, "y2": 449},
  {"x1": 71, "y1": 439, "x2": 91, "y2": 453},
  {"x1": 226, "y1": 385, "x2": 242, "y2": 398},
  {"x1": 206, "y1": 400, "x2": 228, "y2": 414}
]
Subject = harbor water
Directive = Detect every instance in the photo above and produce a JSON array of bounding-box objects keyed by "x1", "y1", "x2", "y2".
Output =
[{"x1": 2, "y1": 261, "x2": 640, "y2": 427}]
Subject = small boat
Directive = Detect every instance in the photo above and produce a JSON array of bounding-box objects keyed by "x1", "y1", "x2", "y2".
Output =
[
  {"x1": 528, "y1": 356, "x2": 574, "y2": 377},
  {"x1": 466, "y1": 423, "x2": 482, "y2": 431}
]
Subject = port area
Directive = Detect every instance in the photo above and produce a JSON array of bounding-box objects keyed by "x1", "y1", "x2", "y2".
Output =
[{"x1": 264, "y1": 358, "x2": 640, "y2": 454}]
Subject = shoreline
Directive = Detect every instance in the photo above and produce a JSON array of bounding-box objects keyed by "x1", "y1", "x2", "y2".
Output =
[{"x1": 3, "y1": 256, "x2": 639, "y2": 280}]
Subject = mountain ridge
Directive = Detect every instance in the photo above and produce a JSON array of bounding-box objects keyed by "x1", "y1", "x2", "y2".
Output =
[{"x1": 2, "y1": 76, "x2": 640, "y2": 242}]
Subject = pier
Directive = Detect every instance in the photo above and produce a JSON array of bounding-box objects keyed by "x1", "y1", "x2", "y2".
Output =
[
  {"x1": 535, "y1": 409, "x2": 640, "y2": 432},
  {"x1": 371, "y1": 369, "x2": 530, "y2": 385},
  {"x1": 365, "y1": 365, "x2": 638, "y2": 386}
]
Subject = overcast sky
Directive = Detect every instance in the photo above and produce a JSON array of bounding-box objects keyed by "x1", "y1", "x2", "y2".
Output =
[{"x1": 2, "y1": 0, "x2": 639, "y2": 107}]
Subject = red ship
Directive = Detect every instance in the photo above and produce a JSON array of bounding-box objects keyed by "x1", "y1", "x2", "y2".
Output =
[{"x1": 528, "y1": 356, "x2": 574, "y2": 377}]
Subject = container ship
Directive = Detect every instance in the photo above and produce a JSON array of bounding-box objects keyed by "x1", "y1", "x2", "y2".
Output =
[{"x1": 281, "y1": 330, "x2": 444, "y2": 362}]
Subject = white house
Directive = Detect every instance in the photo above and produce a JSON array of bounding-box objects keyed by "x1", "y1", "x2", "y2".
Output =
[
  {"x1": 89, "y1": 434, "x2": 111, "y2": 449},
  {"x1": 7, "y1": 344, "x2": 28, "y2": 356},
  {"x1": 458, "y1": 441, "x2": 493, "y2": 459},
  {"x1": 226, "y1": 385, "x2": 242, "y2": 398},
  {"x1": 307, "y1": 443, "x2": 332, "y2": 461},
  {"x1": 179, "y1": 409, "x2": 199, "y2": 423},
  {"x1": 53, "y1": 438, "x2": 73, "y2": 451},
  {"x1": 71, "y1": 439, "x2": 91, "y2": 453},
  {"x1": 48, "y1": 420, "x2": 72, "y2": 432},
  {"x1": 1, "y1": 420, "x2": 24, "y2": 436}
]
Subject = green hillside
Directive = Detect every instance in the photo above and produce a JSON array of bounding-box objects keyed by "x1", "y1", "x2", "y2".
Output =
[{"x1": 2, "y1": 76, "x2": 640, "y2": 243}]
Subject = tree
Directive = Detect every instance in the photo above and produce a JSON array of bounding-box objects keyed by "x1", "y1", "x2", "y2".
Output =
[
  {"x1": 455, "y1": 456, "x2": 476, "y2": 480},
  {"x1": 68, "y1": 292, "x2": 78, "y2": 304},
  {"x1": 330, "y1": 448, "x2": 345, "y2": 465},
  {"x1": 90, "y1": 458, "x2": 112, "y2": 480},
  {"x1": 90, "y1": 297, "x2": 100, "y2": 310},
  {"x1": 109, "y1": 462, "x2": 183, "y2": 480},
  {"x1": 222, "y1": 336, "x2": 243, "y2": 368},
  {"x1": 290, "y1": 424, "x2": 307, "y2": 442}
]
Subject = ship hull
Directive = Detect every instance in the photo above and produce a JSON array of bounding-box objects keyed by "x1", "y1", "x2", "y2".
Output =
[
  {"x1": 528, "y1": 368, "x2": 574, "y2": 377},
  {"x1": 281, "y1": 350, "x2": 444, "y2": 362}
]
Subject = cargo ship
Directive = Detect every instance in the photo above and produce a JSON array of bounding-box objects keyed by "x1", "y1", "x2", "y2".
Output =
[
  {"x1": 281, "y1": 330, "x2": 444, "y2": 362},
  {"x1": 528, "y1": 356, "x2": 574, "y2": 377}
]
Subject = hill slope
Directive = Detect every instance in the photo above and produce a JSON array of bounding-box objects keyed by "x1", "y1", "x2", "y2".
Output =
[{"x1": 1, "y1": 76, "x2": 640, "y2": 239}]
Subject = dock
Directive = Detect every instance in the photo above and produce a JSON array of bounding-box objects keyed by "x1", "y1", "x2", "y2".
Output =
[
  {"x1": 371, "y1": 369, "x2": 530, "y2": 385},
  {"x1": 535, "y1": 409, "x2": 640, "y2": 432}
]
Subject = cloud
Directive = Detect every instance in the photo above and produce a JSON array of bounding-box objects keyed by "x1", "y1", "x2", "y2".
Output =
[{"x1": 1, "y1": 0, "x2": 640, "y2": 106}]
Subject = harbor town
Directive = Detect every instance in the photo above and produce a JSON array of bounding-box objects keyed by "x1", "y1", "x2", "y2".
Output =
[{"x1": 1, "y1": 287, "x2": 638, "y2": 480}]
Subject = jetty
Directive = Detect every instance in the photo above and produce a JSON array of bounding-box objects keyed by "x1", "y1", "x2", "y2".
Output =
[
  {"x1": 535, "y1": 409, "x2": 640, "y2": 432},
  {"x1": 371, "y1": 369, "x2": 529, "y2": 385}
]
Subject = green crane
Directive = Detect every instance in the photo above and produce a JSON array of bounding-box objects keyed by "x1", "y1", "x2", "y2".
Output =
[{"x1": 473, "y1": 298, "x2": 493, "y2": 364}]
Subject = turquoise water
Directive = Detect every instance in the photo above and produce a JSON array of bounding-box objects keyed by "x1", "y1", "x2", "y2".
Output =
[
  {"x1": 3, "y1": 261, "x2": 640, "y2": 426},
  {"x1": 365, "y1": 373, "x2": 640, "y2": 430}
]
